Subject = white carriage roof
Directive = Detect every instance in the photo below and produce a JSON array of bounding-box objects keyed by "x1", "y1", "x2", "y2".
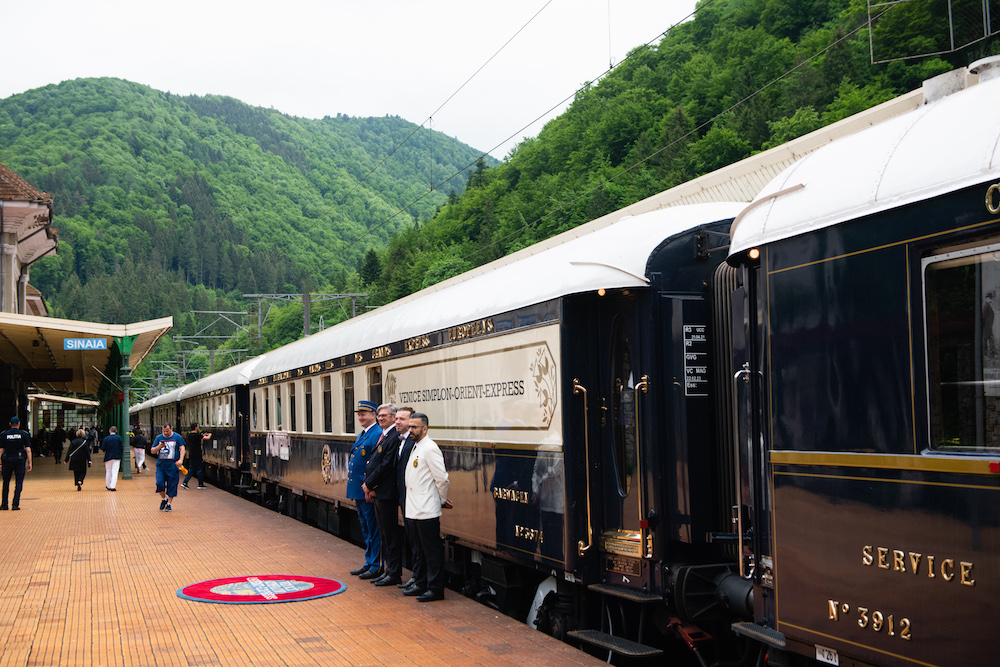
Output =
[
  {"x1": 730, "y1": 68, "x2": 1000, "y2": 254},
  {"x1": 250, "y1": 201, "x2": 744, "y2": 380},
  {"x1": 183, "y1": 355, "x2": 269, "y2": 399}
]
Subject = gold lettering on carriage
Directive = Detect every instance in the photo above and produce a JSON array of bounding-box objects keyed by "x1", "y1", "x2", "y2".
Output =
[
  {"x1": 405, "y1": 335, "x2": 431, "y2": 352},
  {"x1": 371, "y1": 345, "x2": 392, "y2": 360},
  {"x1": 448, "y1": 318, "x2": 494, "y2": 342},
  {"x1": 514, "y1": 524, "x2": 543, "y2": 542},
  {"x1": 862, "y1": 545, "x2": 974, "y2": 586},
  {"x1": 987, "y1": 182, "x2": 1000, "y2": 215},
  {"x1": 493, "y1": 487, "x2": 530, "y2": 504}
]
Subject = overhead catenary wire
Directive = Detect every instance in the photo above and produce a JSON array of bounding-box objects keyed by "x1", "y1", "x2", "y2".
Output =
[
  {"x1": 343, "y1": 0, "x2": 712, "y2": 251},
  {"x1": 363, "y1": 5, "x2": 889, "y2": 302},
  {"x1": 335, "y1": 0, "x2": 556, "y2": 209}
]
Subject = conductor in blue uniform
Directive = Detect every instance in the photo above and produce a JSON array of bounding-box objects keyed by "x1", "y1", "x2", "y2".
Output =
[{"x1": 348, "y1": 400, "x2": 382, "y2": 577}]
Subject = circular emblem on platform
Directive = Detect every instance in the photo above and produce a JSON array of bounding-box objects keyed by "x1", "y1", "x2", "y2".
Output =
[{"x1": 177, "y1": 575, "x2": 345, "y2": 604}]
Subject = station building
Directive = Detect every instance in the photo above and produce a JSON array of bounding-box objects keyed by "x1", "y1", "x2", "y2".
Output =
[{"x1": 0, "y1": 162, "x2": 171, "y2": 438}]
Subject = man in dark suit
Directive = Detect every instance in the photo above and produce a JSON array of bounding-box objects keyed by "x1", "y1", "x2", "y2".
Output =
[
  {"x1": 362, "y1": 403, "x2": 402, "y2": 586},
  {"x1": 393, "y1": 407, "x2": 421, "y2": 591}
]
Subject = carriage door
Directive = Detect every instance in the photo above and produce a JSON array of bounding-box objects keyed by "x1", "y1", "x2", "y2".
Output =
[{"x1": 598, "y1": 298, "x2": 651, "y2": 586}]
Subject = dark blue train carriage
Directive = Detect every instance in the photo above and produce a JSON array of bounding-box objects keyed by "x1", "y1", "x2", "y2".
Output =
[{"x1": 726, "y1": 58, "x2": 1000, "y2": 667}]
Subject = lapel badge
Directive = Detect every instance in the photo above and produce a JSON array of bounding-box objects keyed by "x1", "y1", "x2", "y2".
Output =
[{"x1": 413, "y1": 457, "x2": 418, "y2": 467}]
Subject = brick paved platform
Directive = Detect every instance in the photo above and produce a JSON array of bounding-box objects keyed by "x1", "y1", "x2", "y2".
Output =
[{"x1": 0, "y1": 457, "x2": 601, "y2": 666}]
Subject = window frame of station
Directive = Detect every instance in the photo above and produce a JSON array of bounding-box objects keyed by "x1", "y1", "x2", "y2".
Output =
[
  {"x1": 249, "y1": 363, "x2": 384, "y2": 437},
  {"x1": 921, "y1": 236, "x2": 1000, "y2": 452}
]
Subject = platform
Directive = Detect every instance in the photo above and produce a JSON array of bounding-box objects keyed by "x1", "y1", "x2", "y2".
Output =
[{"x1": 0, "y1": 457, "x2": 601, "y2": 667}]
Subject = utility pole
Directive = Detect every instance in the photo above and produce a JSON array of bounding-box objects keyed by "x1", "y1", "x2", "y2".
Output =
[{"x1": 244, "y1": 292, "x2": 368, "y2": 345}]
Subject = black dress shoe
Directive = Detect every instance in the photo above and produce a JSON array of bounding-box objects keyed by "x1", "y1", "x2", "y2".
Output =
[
  {"x1": 370, "y1": 572, "x2": 387, "y2": 584},
  {"x1": 397, "y1": 577, "x2": 416, "y2": 589},
  {"x1": 416, "y1": 591, "x2": 443, "y2": 602},
  {"x1": 349, "y1": 565, "x2": 370, "y2": 576},
  {"x1": 374, "y1": 577, "x2": 402, "y2": 587},
  {"x1": 403, "y1": 586, "x2": 426, "y2": 596},
  {"x1": 358, "y1": 569, "x2": 383, "y2": 580}
]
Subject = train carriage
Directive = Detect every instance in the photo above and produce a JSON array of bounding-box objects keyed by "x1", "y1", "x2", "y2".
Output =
[
  {"x1": 726, "y1": 59, "x2": 1000, "y2": 666},
  {"x1": 174, "y1": 357, "x2": 265, "y2": 491},
  {"x1": 126, "y1": 58, "x2": 1000, "y2": 667},
  {"x1": 237, "y1": 200, "x2": 753, "y2": 658}
]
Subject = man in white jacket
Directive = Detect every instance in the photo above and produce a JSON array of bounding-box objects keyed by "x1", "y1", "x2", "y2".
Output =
[{"x1": 403, "y1": 412, "x2": 452, "y2": 602}]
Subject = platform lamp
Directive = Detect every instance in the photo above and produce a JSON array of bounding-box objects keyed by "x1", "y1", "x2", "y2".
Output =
[{"x1": 117, "y1": 335, "x2": 138, "y2": 481}]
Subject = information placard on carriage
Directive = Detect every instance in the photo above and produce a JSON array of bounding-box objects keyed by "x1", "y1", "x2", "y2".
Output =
[
  {"x1": 385, "y1": 324, "x2": 562, "y2": 446},
  {"x1": 683, "y1": 325, "x2": 708, "y2": 396}
]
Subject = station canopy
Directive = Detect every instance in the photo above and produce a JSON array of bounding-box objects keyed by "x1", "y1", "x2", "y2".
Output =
[{"x1": 0, "y1": 312, "x2": 172, "y2": 395}]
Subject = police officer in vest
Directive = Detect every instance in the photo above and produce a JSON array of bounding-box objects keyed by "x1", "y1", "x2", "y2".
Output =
[{"x1": 1, "y1": 417, "x2": 33, "y2": 511}]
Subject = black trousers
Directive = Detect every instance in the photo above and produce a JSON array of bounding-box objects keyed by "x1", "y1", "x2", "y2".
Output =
[
  {"x1": 1, "y1": 459, "x2": 27, "y2": 508},
  {"x1": 412, "y1": 516, "x2": 445, "y2": 595},
  {"x1": 72, "y1": 467, "x2": 88, "y2": 485},
  {"x1": 374, "y1": 498, "x2": 403, "y2": 579},
  {"x1": 400, "y1": 507, "x2": 424, "y2": 583},
  {"x1": 183, "y1": 460, "x2": 204, "y2": 486}
]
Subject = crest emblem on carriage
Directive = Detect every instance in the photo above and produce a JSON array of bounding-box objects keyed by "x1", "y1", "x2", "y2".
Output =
[
  {"x1": 321, "y1": 445, "x2": 332, "y2": 484},
  {"x1": 529, "y1": 343, "x2": 558, "y2": 427},
  {"x1": 385, "y1": 372, "x2": 398, "y2": 404}
]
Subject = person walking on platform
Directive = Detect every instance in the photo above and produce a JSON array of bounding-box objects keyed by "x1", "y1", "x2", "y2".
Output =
[
  {"x1": 66, "y1": 429, "x2": 92, "y2": 490},
  {"x1": 86, "y1": 425, "x2": 99, "y2": 454},
  {"x1": 1, "y1": 417, "x2": 32, "y2": 510},
  {"x1": 402, "y1": 413, "x2": 452, "y2": 602},
  {"x1": 151, "y1": 424, "x2": 185, "y2": 512},
  {"x1": 101, "y1": 426, "x2": 124, "y2": 491},
  {"x1": 51, "y1": 425, "x2": 66, "y2": 464},
  {"x1": 362, "y1": 404, "x2": 403, "y2": 587},
  {"x1": 181, "y1": 424, "x2": 210, "y2": 489},
  {"x1": 348, "y1": 400, "x2": 382, "y2": 578},
  {"x1": 131, "y1": 426, "x2": 148, "y2": 474}
]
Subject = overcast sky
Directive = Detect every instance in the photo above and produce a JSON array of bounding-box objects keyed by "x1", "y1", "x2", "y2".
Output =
[{"x1": 4, "y1": 1, "x2": 698, "y2": 159}]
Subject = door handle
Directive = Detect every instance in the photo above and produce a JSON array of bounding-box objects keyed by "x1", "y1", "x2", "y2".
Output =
[
  {"x1": 573, "y1": 379, "x2": 593, "y2": 557},
  {"x1": 634, "y1": 374, "x2": 651, "y2": 558}
]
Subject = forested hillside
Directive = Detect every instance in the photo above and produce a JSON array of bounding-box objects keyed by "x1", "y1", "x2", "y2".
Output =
[
  {"x1": 2, "y1": 0, "x2": 997, "y2": 390},
  {"x1": 364, "y1": 0, "x2": 999, "y2": 302},
  {"x1": 0, "y1": 77, "x2": 487, "y2": 326}
]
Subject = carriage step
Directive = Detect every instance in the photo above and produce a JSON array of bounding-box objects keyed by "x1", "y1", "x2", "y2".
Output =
[
  {"x1": 567, "y1": 630, "x2": 663, "y2": 658},
  {"x1": 588, "y1": 583, "x2": 661, "y2": 603},
  {"x1": 731, "y1": 622, "x2": 786, "y2": 649}
]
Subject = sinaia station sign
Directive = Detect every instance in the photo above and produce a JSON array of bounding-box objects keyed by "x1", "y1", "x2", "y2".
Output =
[{"x1": 64, "y1": 338, "x2": 108, "y2": 350}]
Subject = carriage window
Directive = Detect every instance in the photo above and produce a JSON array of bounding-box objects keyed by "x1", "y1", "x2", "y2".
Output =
[
  {"x1": 252, "y1": 392, "x2": 258, "y2": 430},
  {"x1": 264, "y1": 388, "x2": 270, "y2": 431},
  {"x1": 368, "y1": 366, "x2": 382, "y2": 405},
  {"x1": 304, "y1": 379, "x2": 313, "y2": 432},
  {"x1": 323, "y1": 376, "x2": 333, "y2": 433},
  {"x1": 276, "y1": 385, "x2": 283, "y2": 429},
  {"x1": 288, "y1": 382, "x2": 297, "y2": 431},
  {"x1": 343, "y1": 371, "x2": 355, "y2": 434},
  {"x1": 610, "y1": 316, "x2": 636, "y2": 496},
  {"x1": 924, "y1": 242, "x2": 1000, "y2": 451}
]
